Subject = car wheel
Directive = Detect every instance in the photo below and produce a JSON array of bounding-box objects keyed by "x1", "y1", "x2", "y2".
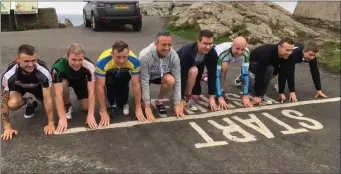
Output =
[
  {"x1": 92, "y1": 14, "x2": 101, "y2": 31},
  {"x1": 84, "y1": 13, "x2": 91, "y2": 28},
  {"x1": 132, "y1": 21, "x2": 142, "y2": 32}
]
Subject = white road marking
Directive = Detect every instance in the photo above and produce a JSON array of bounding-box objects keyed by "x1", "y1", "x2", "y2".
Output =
[
  {"x1": 55, "y1": 97, "x2": 340, "y2": 135},
  {"x1": 228, "y1": 103, "x2": 236, "y2": 109},
  {"x1": 208, "y1": 118, "x2": 257, "y2": 142},
  {"x1": 189, "y1": 122, "x2": 228, "y2": 148},
  {"x1": 281, "y1": 110, "x2": 323, "y2": 130},
  {"x1": 199, "y1": 95, "x2": 209, "y2": 102},
  {"x1": 225, "y1": 93, "x2": 242, "y2": 101},
  {"x1": 232, "y1": 114, "x2": 275, "y2": 139},
  {"x1": 232, "y1": 101, "x2": 244, "y2": 107},
  {"x1": 195, "y1": 101, "x2": 208, "y2": 112},
  {"x1": 184, "y1": 108, "x2": 195, "y2": 115},
  {"x1": 262, "y1": 113, "x2": 309, "y2": 134}
]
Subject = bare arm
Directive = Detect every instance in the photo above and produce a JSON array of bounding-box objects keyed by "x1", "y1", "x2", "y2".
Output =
[
  {"x1": 42, "y1": 87, "x2": 54, "y2": 123},
  {"x1": 87, "y1": 81, "x2": 96, "y2": 116},
  {"x1": 1, "y1": 90, "x2": 11, "y2": 129},
  {"x1": 53, "y1": 83, "x2": 66, "y2": 119},
  {"x1": 96, "y1": 76, "x2": 107, "y2": 113},
  {"x1": 131, "y1": 75, "x2": 142, "y2": 110}
]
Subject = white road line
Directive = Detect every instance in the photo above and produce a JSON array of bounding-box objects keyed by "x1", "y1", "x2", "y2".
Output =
[
  {"x1": 228, "y1": 103, "x2": 236, "y2": 109},
  {"x1": 55, "y1": 97, "x2": 340, "y2": 135},
  {"x1": 184, "y1": 108, "x2": 195, "y2": 115},
  {"x1": 189, "y1": 122, "x2": 228, "y2": 148},
  {"x1": 196, "y1": 101, "x2": 208, "y2": 112},
  {"x1": 200, "y1": 95, "x2": 209, "y2": 102},
  {"x1": 232, "y1": 101, "x2": 244, "y2": 107}
]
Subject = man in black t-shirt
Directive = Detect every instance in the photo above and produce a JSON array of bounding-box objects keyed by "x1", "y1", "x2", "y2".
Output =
[{"x1": 1, "y1": 44, "x2": 55, "y2": 140}]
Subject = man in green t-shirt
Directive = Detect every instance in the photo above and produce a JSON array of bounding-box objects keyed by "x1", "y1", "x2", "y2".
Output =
[{"x1": 51, "y1": 43, "x2": 97, "y2": 133}]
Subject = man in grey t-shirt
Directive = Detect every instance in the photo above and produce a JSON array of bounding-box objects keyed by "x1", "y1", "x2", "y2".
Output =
[{"x1": 139, "y1": 30, "x2": 185, "y2": 120}]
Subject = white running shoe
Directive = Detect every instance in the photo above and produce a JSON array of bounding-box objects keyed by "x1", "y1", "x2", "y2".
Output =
[
  {"x1": 123, "y1": 104, "x2": 129, "y2": 115},
  {"x1": 274, "y1": 83, "x2": 279, "y2": 92},
  {"x1": 64, "y1": 104, "x2": 73, "y2": 119},
  {"x1": 235, "y1": 74, "x2": 242, "y2": 86},
  {"x1": 262, "y1": 95, "x2": 273, "y2": 105}
]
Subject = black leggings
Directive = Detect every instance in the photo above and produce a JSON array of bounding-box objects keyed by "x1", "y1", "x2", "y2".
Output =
[{"x1": 105, "y1": 71, "x2": 131, "y2": 108}]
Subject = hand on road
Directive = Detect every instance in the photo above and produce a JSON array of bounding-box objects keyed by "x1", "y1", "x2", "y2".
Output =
[
  {"x1": 1, "y1": 128, "x2": 18, "y2": 140},
  {"x1": 174, "y1": 104, "x2": 185, "y2": 118},
  {"x1": 99, "y1": 111, "x2": 110, "y2": 127},
  {"x1": 86, "y1": 114, "x2": 98, "y2": 129},
  {"x1": 209, "y1": 97, "x2": 218, "y2": 111},
  {"x1": 289, "y1": 92, "x2": 297, "y2": 102},
  {"x1": 144, "y1": 105, "x2": 155, "y2": 122},
  {"x1": 252, "y1": 97, "x2": 262, "y2": 105},
  {"x1": 279, "y1": 94, "x2": 287, "y2": 103},
  {"x1": 56, "y1": 117, "x2": 68, "y2": 133},
  {"x1": 44, "y1": 122, "x2": 56, "y2": 135},
  {"x1": 315, "y1": 90, "x2": 327, "y2": 98},
  {"x1": 241, "y1": 95, "x2": 253, "y2": 108},
  {"x1": 135, "y1": 107, "x2": 147, "y2": 122},
  {"x1": 218, "y1": 96, "x2": 229, "y2": 110}
]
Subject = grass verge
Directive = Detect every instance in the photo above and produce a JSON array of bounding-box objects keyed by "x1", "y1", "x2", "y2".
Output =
[
  {"x1": 162, "y1": 16, "x2": 339, "y2": 74},
  {"x1": 318, "y1": 41, "x2": 340, "y2": 74},
  {"x1": 163, "y1": 16, "x2": 231, "y2": 44}
]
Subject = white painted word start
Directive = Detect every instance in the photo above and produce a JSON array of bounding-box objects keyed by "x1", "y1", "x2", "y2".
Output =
[{"x1": 189, "y1": 109, "x2": 323, "y2": 148}]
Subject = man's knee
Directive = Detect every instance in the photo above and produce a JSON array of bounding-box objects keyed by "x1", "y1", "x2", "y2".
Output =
[
  {"x1": 79, "y1": 99, "x2": 89, "y2": 112},
  {"x1": 81, "y1": 107, "x2": 88, "y2": 112},
  {"x1": 161, "y1": 74, "x2": 175, "y2": 87},
  {"x1": 7, "y1": 99, "x2": 21, "y2": 110},
  {"x1": 62, "y1": 79, "x2": 69, "y2": 87},
  {"x1": 188, "y1": 66, "x2": 198, "y2": 78},
  {"x1": 266, "y1": 65, "x2": 274, "y2": 74}
]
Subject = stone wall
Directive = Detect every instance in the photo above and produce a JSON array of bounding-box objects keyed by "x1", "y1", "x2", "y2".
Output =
[
  {"x1": 1, "y1": 8, "x2": 60, "y2": 31},
  {"x1": 294, "y1": 2, "x2": 340, "y2": 22}
]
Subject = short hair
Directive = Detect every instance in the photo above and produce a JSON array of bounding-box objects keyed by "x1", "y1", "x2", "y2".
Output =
[
  {"x1": 17, "y1": 44, "x2": 36, "y2": 57},
  {"x1": 278, "y1": 37, "x2": 294, "y2": 46},
  {"x1": 198, "y1": 29, "x2": 214, "y2": 41},
  {"x1": 304, "y1": 41, "x2": 319, "y2": 53},
  {"x1": 67, "y1": 43, "x2": 84, "y2": 55},
  {"x1": 112, "y1": 40, "x2": 129, "y2": 53},
  {"x1": 157, "y1": 30, "x2": 172, "y2": 38}
]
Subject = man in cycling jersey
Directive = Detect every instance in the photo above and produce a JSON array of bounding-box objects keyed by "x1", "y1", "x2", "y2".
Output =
[
  {"x1": 177, "y1": 29, "x2": 219, "y2": 111},
  {"x1": 95, "y1": 40, "x2": 145, "y2": 124},
  {"x1": 139, "y1": 30, "x2": 185, "y2": 120},
  {"x1": 51, "y1": 43, "x2": 97, "y2": 133},
  {"x1": 1, "y1": 44, "x2": 55, "y2": 140},
  {"x1": 202, "y1": 36, "x2": 252, "y2": 108}
]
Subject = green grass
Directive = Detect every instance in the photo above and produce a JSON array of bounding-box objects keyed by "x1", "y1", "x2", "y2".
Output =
[
  {"x1": 166, "y1": 26, "x2": 232, "y2": 44},
  {"x1": 318, "y1": 41, "x2": 340, "y2": 74},
  {"x1": 165, "y1": 24, "x2": 232, "y2": 44}
]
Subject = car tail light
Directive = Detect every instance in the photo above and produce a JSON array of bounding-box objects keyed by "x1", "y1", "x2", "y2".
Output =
[{"x1": 97, "y1": 3, "x2": 105, "y2": 7}]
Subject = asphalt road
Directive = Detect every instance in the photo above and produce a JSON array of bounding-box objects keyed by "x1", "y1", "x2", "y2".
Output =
[{"x1": 1, "y1": 16, "x2": 340, "y2": 173}]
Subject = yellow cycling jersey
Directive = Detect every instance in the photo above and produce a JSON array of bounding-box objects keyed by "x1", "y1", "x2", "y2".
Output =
[{"x1": 95, "y1": 48, "x2": 140, "y2": 77}]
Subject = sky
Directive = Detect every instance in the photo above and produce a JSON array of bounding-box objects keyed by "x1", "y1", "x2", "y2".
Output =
[{"x1": 38, "y1": 1, "x2": 298, "y2": 15}]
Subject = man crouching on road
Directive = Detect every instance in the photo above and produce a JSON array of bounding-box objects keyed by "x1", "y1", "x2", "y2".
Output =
[
  {"x1": 95, "y1": 41, "x2": 146, "y2": 124},
  {"x1": 139, "y1": 30, "x2": 185, "y2": 120},
  {"x1": 52, "y1": 43, "x2": 97, "y2": 133},
  {"x1": 177, "y1": 29, "x2": 219, "y2": 111},
  {"x1": 1, "y1": 44, "x2": 55, "y2": 140}
]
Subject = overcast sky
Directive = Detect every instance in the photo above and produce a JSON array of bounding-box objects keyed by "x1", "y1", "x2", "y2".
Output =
[{"x1": 38, "y1": 1, "x2": 297, "y2": 15}]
